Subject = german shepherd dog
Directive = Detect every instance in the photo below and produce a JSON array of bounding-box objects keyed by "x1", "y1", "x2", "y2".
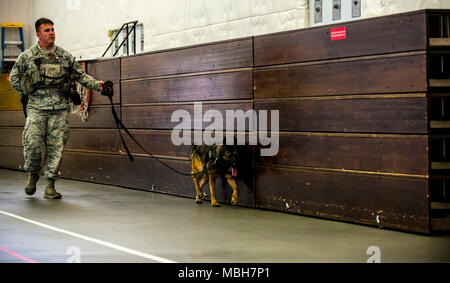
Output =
[{"x1": 189, "y1": 144, "x2": 239, "y2": 207}]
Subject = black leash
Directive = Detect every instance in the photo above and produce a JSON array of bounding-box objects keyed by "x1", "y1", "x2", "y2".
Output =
[{"x1": 101, "y1": 81, "x2": 206, "y2": 177}]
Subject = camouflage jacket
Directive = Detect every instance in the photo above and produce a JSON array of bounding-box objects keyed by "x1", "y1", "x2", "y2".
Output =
[{"x1": 10, "y1": 44, "x2": 101, "y2": 111}]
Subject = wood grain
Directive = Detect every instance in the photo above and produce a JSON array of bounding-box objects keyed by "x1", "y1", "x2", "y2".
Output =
[
  {"x1": 121, "y1": 38, "x2": 253, "y2": 79},
  {"x1": 255, "y1": 165, "x2": 430, "y2": 233},
  {"x1": 254, "y1": 54, "x2": 427, "y2": 99},
  {"x1": 122, "y1": 71, "x2": 252, "y2": 104},
  {"x1": 254, "y1": 11, "x2": 427, "y2": 66},
  {"x1": 254, "y1": 96, "x2": 428, "y2": 134}
]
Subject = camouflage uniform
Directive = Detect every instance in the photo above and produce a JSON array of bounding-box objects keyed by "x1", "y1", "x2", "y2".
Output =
[{"x1": 10, "y1": 44, "x2": 101, "y2": 179}]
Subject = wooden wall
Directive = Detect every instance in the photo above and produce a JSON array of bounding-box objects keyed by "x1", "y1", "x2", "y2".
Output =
[
  {"x1": 253, "y1": 10, "x2": 429, "y2": 233},
  {"x1": 0, "y1": 74, "x2": 25, "y2": 172},
  {"x1": 63, "y1": 38, "x2": 256, "y2": 206},
  {"x1": 2, "y1": 9, "x2": 450, "y2": 234}
]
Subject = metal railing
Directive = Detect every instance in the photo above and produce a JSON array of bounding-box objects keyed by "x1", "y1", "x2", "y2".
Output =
[{"x1": 102, "y1": 20, "x2": 138, "y2": 57}]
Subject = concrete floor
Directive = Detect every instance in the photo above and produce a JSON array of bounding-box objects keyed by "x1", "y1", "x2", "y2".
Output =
[{"x1": 0, "y1": 168, "x2": 449, "y2": 263}]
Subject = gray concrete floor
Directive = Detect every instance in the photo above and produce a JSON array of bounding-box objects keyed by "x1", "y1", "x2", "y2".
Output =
[{"x1": 0, "y1": 168, "x2": 449, "y2": 263}]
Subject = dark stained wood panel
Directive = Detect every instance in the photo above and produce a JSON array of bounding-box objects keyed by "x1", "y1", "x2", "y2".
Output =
[
  {"x1": 121, "y1": 130, "x2": 190, "y2": 157},
  {"x1": 69, "y1": 106, "x2": 120, "y2": 129},
  {"x1": 257, "y1": 133, "x2": 429, "y2": 176},
  {"x1": 60, "y1": 151, "x2": 190, "y2": 194},
  {"x1": 0, "y1": 110, "x2": 25, "y2": 127},
  {"x1": 122, "y1": 71, "x2": 252, "y2": 104},
  {"x1": 60, "y1": 151, "x2": 254, "y2": 207},
  {"x1": 255, "y1": 165, "x2": 430, "y2": 233},
  {"x1": 87, "y1": 59, "x2": 120, "y2": 81},
  {"x1": 65, "y1": 129, "x2": 122, "y2": 153},
  {"x1": 121, "y1": 130, "x2": 255, "y2": 158},
  {"x1": 254, "y1": 54, "x2": 427, "y2": 99},
  {"x1": 0, "y1": 145, "x2": 24, "y2": 171},
  {"x1": 0, "y1": 128, "x2": 23, "y2": 146},
  {"x1": 254, "y1": 11, "x2": 427, "y2": 66},
  {"x1": 122, "y1": 102, "x2": 253, "y2": 130},
  {"x1": 121, "y1": 38, "x2": 253, "y2": 79},
  {"x1": 254, "y1": 96, "x2": 428, "y2": 134}
]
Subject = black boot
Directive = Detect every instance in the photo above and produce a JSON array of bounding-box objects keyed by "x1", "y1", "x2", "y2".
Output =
[
  {"x1": 25, "y1": 173, "x2": 39, "y2": 196},
  {"x1": 44, "y1": 178, "x2": 62, "y2": 199}
]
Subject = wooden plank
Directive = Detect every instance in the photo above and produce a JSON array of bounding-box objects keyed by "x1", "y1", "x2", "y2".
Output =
[
  {"x1": 121, "y1": 38, "x2": 253, "y2": 80},
  {"x1": 121, "y1": 130, "x2": 255, "y2": 158},
  {"x1": 254, "y1": 11, "x2": 427, "y2": 66},
  {"x1": 122, "y1": 102, "x2": 253, "y2": 130},
  {"x1": 0, "y1": 74, "x2": 22, "y2": 110},
  {"x1": 65, "y1": 129, "x2": 123, "y2": 153},
  {"x1": 122, "y1": 71, "x2": 252, "y2": 104},
  {"x1": 257, "y1": 133, "x2": 429, "y2": 176},
  {"x1": 254, "y1": 54, "x2": 427, "y2": 99},
  {"x1": 429, "y1": 79, "x2": 450, "y2": 87},
  {"x1": 69, "y1": 106, "x2": 120, "y2": 129},
  {"x1": 254, "y1": 96, "x2": 428, "y2": 134},
  {"x1": 120, "y1": 130, "x2": 190, "y2": 157},
  {"x1": 60, "y1": 151, "x2": 190, "y2": 194},
  {"x1": 0, "y1": 145, "x2": 24, "y2": 171},
  {"x1": 430, "y1": 121, "x2": 450, "y2": 128},
  {"x1": 0, "y1": 128, "x2": 22, "y2": 146},
  {"x1": 60, "y1": 151, "x2": 254, "y2": 207},
  {"x1": 86, "y1": 58, "x2": 120, "y2": 81},
  {"x1": 255, "y1": 165, "x2": 430, "y2": 234},
  {"x1": 0, "y1": 110, "x2": 25, "y2": 127},
  {"x1": 0, "y1": 91, "x2": 22, "y2": 110},
  {"x1": 429, "y1": 38, "x2": 450, "y2": 47}
]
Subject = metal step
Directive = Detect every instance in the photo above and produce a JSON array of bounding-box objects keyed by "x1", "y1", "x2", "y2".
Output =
[
  {"x1": 2, "y1": 57, "x2": 17, "y2": 62},
  {"x1": 4, "y1": 41, "x2": 23, "y2": 45}
]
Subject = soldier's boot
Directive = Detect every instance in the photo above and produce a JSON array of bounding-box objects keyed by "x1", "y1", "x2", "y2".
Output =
[
  {"x1": 44, "y1": 178, "x2": 62, "y2": 200},
  {"x1": 25, "y1": 173, "x2": 39, "y2": 196}
]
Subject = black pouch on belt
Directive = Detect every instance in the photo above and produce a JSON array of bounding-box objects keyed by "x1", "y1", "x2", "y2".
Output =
[{"x1": 69, "y1": 82, "x2": 81, "y2": 105}]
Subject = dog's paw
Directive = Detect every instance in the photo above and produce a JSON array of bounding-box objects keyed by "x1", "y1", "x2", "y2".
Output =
[
  {"x1": 195, "y1": 198, "x2": 203, "y2": 204},
  {"x1": 211, "y1": 202, "x2": 221, "y2": 207},
  {"x1": 231, "y1": 198, "x2": 238, "y2": 206}
]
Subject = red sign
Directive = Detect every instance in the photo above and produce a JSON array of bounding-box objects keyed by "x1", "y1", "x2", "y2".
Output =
[{"x1": 331, "y1": 26, "x2": 347, "y2": 41}]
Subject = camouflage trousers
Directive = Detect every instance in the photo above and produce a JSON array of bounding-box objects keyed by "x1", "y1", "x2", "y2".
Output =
[{"x1": 22, "y1": 108, "x2": 70, "y2": 179}]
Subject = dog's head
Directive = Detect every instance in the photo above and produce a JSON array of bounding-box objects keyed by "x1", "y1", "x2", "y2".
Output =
[{"x1": 216, "y1": 145, "x2": 239, "y2": 177}]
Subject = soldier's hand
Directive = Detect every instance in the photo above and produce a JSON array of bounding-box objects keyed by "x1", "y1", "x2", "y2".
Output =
[{"x1": 99, "y1": 81, "x2": 105, "y2": 91}]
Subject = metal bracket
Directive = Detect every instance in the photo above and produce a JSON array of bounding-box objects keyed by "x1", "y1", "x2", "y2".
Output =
[
  {"x1": 352, "y1": 0, "x2": 361, "y2": 18},
  {"x1": 333, "y1": 0, "x2": 341, "y2": 21},
  {"x1": 314, "y1": 0, "x2": 323, "y2": 24}
]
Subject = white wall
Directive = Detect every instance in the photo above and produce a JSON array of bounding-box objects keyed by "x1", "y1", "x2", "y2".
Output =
[
  {"x1": 28, "y1": 0, "x2": 309, "y2": 59},
  {"x1": 2, "y1": 0, "x2": 450, "y2": 60},
  {"x1": 363, "y1": 0, "x2": 450, "y2": 18}
]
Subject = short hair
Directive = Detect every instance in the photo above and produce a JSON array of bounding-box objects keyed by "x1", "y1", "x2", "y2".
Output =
[{"x1": 35, "y1": 18, "x2": 54, "y2": 32}]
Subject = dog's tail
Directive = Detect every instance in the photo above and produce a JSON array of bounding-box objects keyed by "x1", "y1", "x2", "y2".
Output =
[{"x1": 189, "y1": 145, "x2": 197, "y2": 160}]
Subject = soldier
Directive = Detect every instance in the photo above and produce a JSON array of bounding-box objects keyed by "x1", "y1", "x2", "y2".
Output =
[{"x1": 9, "y1": 18, "x2": 104, "y2": 199}]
